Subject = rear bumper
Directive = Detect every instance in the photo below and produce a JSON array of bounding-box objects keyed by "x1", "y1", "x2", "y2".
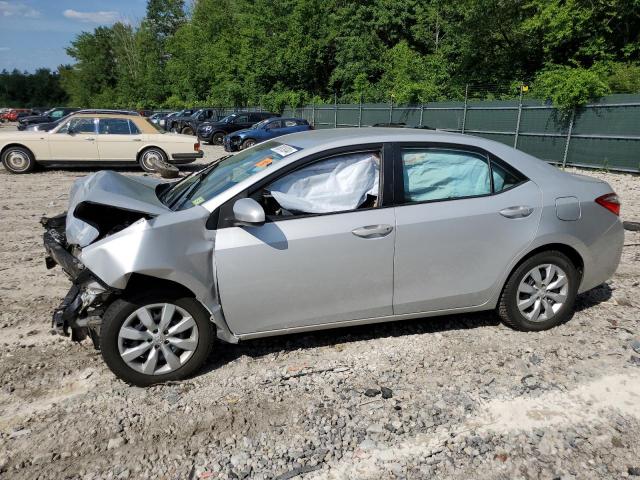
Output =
[
  {"x1": 579, "y1": 219, "x2": 624, "y2": 293},
  {"x1": 171, "y1": 151, "x2": 204, "y2": 164},
  {"x1": 223, "y1": 136, "x2": 241, "y2": 152}
]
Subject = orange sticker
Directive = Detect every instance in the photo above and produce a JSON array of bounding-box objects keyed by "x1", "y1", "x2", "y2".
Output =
[{"x1": 255, "y1": 158, "x2": 273, "y2": 168}]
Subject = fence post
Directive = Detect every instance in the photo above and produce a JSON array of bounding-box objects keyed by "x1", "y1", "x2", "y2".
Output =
[
  {"x1": 389, "y1": 96, "x2": 393, "y2": 124},
  {"x1": 419, "y1": 102, "x2": 424, "y2": 128},
  {"x1": 461, "y1": 84, "x2": 469, "y2": 133},
  {"x1": 358, "y1": 95, "x2": 363, "y2": 127},
  {"x1": 334, "y1": 92, "x2": 338, "y2": 128},
  {"x1": 562, "y1": 108, "x2": 575, "y2": 169},
  {"x1": 311, "y1": 102, "x2": 315, "y2": 127},
  {"x1": 514, "y1": 86, "x2": 523, "y2": 148}
]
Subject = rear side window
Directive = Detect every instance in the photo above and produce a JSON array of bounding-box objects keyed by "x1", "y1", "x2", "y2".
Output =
[
  {"x1": 284, "y1": 120, "x2": 297, "y2": 127},
  {"x1": 492, "y1": 161, "x2": 525, "y2": 192},
  {"x1": 99, "y1": 118, "x2": 132, "y2": 134},
  {"x1": 401, "y1": 148, "x2": 491, "y2": 202}
]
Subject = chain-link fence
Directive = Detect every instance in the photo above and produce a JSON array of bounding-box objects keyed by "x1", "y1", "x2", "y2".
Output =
[{"x1": 283, "y1": 93, "x2": 640, "y2": 173}]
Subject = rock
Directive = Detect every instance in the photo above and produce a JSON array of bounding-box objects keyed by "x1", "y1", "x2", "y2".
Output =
[
  {"x1": 366, "y1": 423, "x2": 384, "y2": 434},
  {"x1": 629, "y1": 467, "x2": 640, "y2": 476},
  {"x1": 9, "y1": 428, "x2": 30, "y2": 439},
  {"x1": 380, "y1": 387, "x2": 393, "y2": 399},
  {"x1": 631, "y1": 339, "x2": 640, "y2": 354},
  {"x1": 107, "y1": 436, "x2": 125, "y2": 450},
  {"x1": 364, "y1": 388, "x2": 380, "y2": 397}
]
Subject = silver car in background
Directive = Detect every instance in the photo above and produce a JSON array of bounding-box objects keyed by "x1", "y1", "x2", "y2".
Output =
[{"x1": 42, "y1": 128, "x2": 623, "y2": 385}]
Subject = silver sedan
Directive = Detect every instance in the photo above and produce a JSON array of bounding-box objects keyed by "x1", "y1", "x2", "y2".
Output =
[{"x1": 42, "y1": 128, "x2": 624, "y2": 385}]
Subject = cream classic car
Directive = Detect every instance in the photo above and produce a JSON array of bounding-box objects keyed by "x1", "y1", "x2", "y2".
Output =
[{"x1": 0, "y1": 113, "x2": 203, "y2": 174}]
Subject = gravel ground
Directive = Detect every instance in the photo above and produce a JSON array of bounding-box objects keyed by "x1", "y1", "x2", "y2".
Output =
[{"x1": 0, "y1": 124, "x2": 639, "y2": 479}]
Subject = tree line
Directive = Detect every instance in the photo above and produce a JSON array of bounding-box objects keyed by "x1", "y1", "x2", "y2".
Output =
[{"x1": 3, "y1": 0, "x2": 640, "y2": 112}]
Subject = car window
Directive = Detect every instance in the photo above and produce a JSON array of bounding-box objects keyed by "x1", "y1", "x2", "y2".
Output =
[
  {"x1": 284, "y1": 120, "x2": 297, "y2": 127},
  {"x1": 51, "y1": 110, "x2": 65, "y2": 119},
  {"x1": 57, "y1": 117, "x2": 96, "y2": 134},
  {"x1": 234, "y1": 114, "x2": 249, "y2": 123},
  {"x1": 492, "y1": 161, "x2": 525, "y2": 192},
  {"x1": 98, "y1": 118, "x2": 132, "y2": 135},
  {"x1": 267, "y1": 120, "x2": 282, "y2": 129},
  {"x1": 169, "y1": 141, "x2": 301, "y2": 210},
  {"x1": 262, "y1": 151, "x2": 381, "y2": 217},
  {"x1": 401, "y1": 148, "x2": 491, "y2": 202}
]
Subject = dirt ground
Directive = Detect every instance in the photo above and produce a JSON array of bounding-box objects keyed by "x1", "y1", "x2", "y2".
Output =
[{"x1": 0, "y1": 124, "x2": 639, "y2": 479}]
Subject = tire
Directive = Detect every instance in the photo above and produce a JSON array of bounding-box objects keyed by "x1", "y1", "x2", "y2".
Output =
[
  {"x1": 498, "y1": 250, "x2": 579, "y2": 331},
  {"x1": 100, "y1": 292, "x2": 215, "y2": 386},
  {"x1": 241, "y1": 138, "x2": 256, "y2": 150},
  {"x1": 1, "y1": 146, "x2": 36, "y2": 174},
  {"x1": 138, "y1": 147, "x2": 167, "y2": 173},
  {"x1": 181, "y1": 126, "x2": 194, "y2": 135},
  {"x1": 212, "y1": 132, "x2": 225, "y2": 145}
]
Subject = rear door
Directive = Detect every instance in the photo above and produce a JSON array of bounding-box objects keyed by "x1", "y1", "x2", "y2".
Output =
[
  {"x1": 392, "y1": 144, "x2": 542, "y2": 314},
  {"x1": 96, "y1": 117, "x2": 141, "y2": 162},
  {"x1": 214, "y1": 145, "x2": 396, "y2": 335}
]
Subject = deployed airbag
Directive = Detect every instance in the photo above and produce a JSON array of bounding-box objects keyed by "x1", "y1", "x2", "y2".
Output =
[
  {"x1": 270, "y1": 153, "x2": 379, "y2": 214},
  {"x1": 402, "y1": 151, "x2": 491, "y2": 201}
]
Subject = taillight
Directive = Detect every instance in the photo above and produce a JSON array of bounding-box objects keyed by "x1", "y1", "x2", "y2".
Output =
[
  {"x1": 595, "y1": 193, "x2": 620, "y2": 216},
  {"x1": 194, "y1": 142, "x2": 200, "y2": 152}
]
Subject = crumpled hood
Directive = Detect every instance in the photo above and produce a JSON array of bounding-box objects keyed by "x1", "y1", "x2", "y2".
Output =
[{"x1": 66, "y1": 170, "x2": 171, "y2": 247}]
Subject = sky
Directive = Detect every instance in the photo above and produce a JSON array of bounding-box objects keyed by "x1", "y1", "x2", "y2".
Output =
[{"x1": 0, "y1": 0, "x2": 148, "y2": 72}]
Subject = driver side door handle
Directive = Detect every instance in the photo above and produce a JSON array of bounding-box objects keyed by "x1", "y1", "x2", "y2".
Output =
[{"x1": 352, "y1": 224, "x2": 394, "y2": 239}]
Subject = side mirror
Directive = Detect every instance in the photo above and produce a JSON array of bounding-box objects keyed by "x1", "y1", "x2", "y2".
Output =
[
  {"x1": 232, "y1": 198, "x2": 265, "y2": 227},
  {"x1": 67, "y1": 126, "x2": 75, "y2": 135},
  {"x1": 198, "y1": 114, "x2": 205, "y2": 121}
]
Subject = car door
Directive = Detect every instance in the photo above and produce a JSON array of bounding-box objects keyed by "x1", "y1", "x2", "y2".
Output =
[
  {"x1": 233, "y1": 114, "x2": 252, "y2": 130},
  {"x1": 48, "y1": 117, "x2": 99, "y2": 161},
  {"x1": 214, "y1": 146, "x2": 396, "y2": 335},
  {"x1": 392, "y1": 144, "x2": 542, "y2": 314},
  {"x1": 264, "y1": 119, "x2": 286, "y2": 138},
  {"x1": 96, "y1": 117, "x2": 142, "y2": 162}
]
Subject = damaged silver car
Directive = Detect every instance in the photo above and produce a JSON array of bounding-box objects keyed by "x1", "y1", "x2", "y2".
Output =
[{"x1": 43, "y1": 128, "x2": 624, "y2": 386}]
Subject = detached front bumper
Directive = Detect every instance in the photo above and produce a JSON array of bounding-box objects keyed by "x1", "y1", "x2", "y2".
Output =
[{"x1": 42, "y1": 215, "x2": 116, "y2": 342}]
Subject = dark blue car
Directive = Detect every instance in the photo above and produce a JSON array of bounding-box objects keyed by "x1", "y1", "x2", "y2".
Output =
[{"x1": 223, "y1": 118, "x2": 312, "y2": 152}]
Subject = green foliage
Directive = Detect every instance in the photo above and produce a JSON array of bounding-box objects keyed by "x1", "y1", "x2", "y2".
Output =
[
  {"x1": 6, "y1": 0, "x2": 640, "y2": 109},
  {"x1": 0, "y1": 69, "x2": 68, "y2": 107},
  {"x1": 532, "y1": 65, "x2": 611, "y2": 112}
]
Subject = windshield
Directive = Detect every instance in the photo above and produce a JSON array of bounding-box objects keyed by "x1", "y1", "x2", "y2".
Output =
[
  {"x1": 219, "y1": 114, "x2": 236, "y2": 123},
  {"x1": 160, "y1": 141, "x2": 301, "y2": 210}
]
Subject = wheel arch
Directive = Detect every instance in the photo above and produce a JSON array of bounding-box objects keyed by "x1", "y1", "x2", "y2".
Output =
[
  {"x1": 136, "y1": 145, "x2": 168, "y2": 160},
  {"x1": 1, "y1": 142, "x2": 36, "y2": 160}
]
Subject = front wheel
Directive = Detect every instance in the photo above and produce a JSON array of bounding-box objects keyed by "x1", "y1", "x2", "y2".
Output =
[
  {"x1": 100, "y1": 293, "x2": 215, "y2": 386},
  {"x1": 498, "y1": 251, "x2": 579, "y2": 331},
  {"x1": 181, "y1": 126, "x2": 194, "y2": 135},
  {"x1": 241, "y1": 138, "x2": 256, "y2": 150},
  {"x1": 1, "y1": 146, "x2": 36, "y2": 173},
  {"x1": 212, "y1": 132, "x2": 225, "y2": 145}
]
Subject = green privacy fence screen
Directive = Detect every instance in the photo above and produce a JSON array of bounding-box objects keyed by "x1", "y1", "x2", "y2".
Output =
[{"x1": 283, "y1": 94, "x2": 640, "y2": 173}]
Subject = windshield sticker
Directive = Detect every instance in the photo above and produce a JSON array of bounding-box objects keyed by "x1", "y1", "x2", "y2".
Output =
[
  {"x1": 191, "y1": 196, "x2": 205, "y2": 206},
  {"x1": 255, "y1": 157, "x2": 273, "y2": 168},
  {"x1": 271, "y1": 144, "x2": 298, "y2": 157}
]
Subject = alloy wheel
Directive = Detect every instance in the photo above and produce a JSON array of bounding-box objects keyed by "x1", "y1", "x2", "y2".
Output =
[
  {"x1": 117, "y1": 303, "x2": 199, "y2": 375},
  {"x1": 517, "y1": 264, "x2": 569, "y2": 322},
  {"x1": 5, "y1": 149, "x2": 30, "y2": 172}
]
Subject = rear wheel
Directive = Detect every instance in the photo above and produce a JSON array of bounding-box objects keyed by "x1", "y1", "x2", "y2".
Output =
[
  {"x1": 138, "y1": 147, "x2": 167, "y2": 173},
  {"x1": 1, "y1": 146, "x2": 36, "y2": 173},
  {"x1": 212, "y1": 132, "x2": 225, "y2": 145},
  {"x1": 241, "y1": 138, "x2": 256, "y2": 150},
  {"x1": 100, "y1": 293, "x2": 215, "y2": 386},
  {"x1": 181, "y1": 126, "x2": 194, "y2": 135},
  {"x1": 498, "y1": 251, "x2": 579, "y2": 331}
]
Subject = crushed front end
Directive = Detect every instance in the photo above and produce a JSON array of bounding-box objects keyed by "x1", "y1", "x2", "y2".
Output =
[{"x1": 42, "y1": 213, "x2": 118, "y2": 348}]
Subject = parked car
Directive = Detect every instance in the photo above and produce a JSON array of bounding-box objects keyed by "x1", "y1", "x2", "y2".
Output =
[
  {"x1": 18, "y1": 107, "x2": 80, "y2": 130},
  {"x1": 0, "y1": 112, "x2": 202, "y2": 173},
  {"x1": 197, "y1": 111, "x2": 280, "y2": 145},
  {"x1": 166, "y1": 107, "x2": 226, "y2": 135},
  {"x1": 25, "y1": 109, "x2": 140, "y2": 132},
  {"x1": 3, "y1": 108, "x2": 31, "y2": 122},
  {"x1": 41, "y1": 128, "x2": 623, "y2": 385},
  {"x1": 163, "y1": 109, "x2": 198, "y2": 132},
  {"x1": 223, "y1": 117, "x2": 312, "y2": 151},
  {"x1": 149, "y1": 111, "x2": 174, "y2": 127}
]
